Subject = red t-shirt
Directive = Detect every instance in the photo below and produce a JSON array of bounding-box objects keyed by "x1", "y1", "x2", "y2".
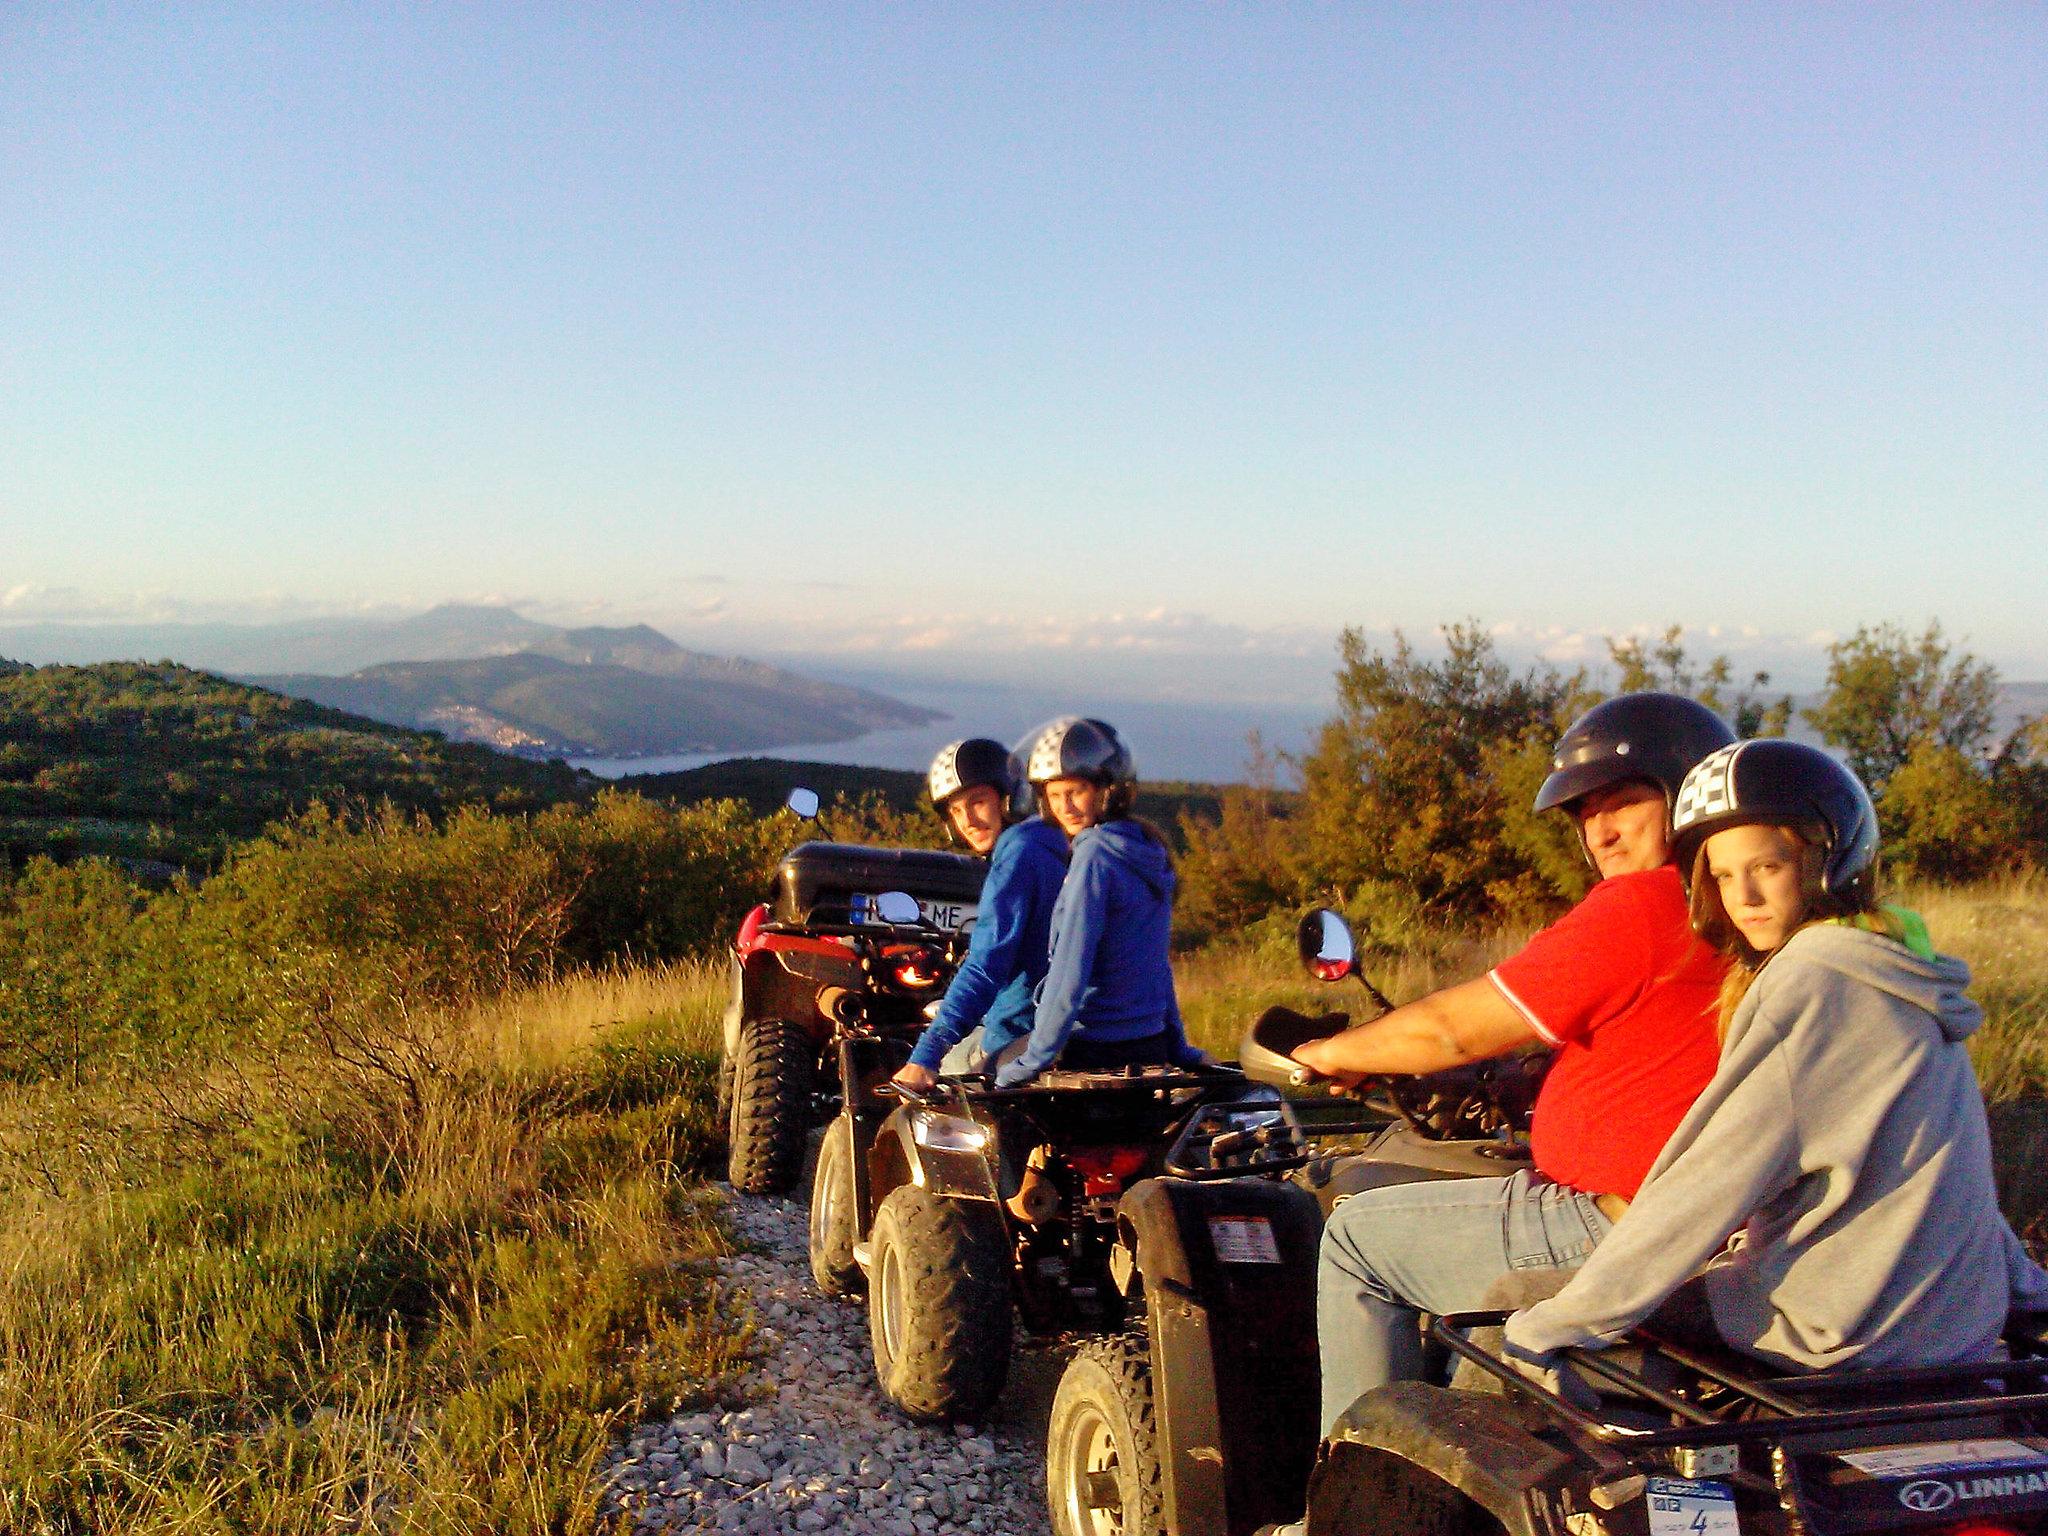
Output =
[{"x1": 1489, "y1": 865, "x2": 1724, "y2": 1200}]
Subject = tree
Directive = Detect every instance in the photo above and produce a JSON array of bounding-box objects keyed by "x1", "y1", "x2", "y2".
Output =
[
  {"x1": 1607, "y1": 625, "x2": 1791, "y2": 737},
  {"x1": 1294, "y1": 622, "x2": 1581, "y2": 921},
  {"x1": 1991, "y1": 716, "x2": 2048, "y2": 871},
  {"x1": 1803, "y1": 622, "x2": 2000, "y2": 789},
  {"x1": 1879, "y1": 741, "x2": 2024, "y2": 884},
  {"x1": 1174, "y1": 738, "x2": 1301, "y2": 948}
]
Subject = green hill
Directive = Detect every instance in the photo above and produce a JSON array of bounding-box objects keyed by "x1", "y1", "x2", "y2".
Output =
[
  {"x1": 244, "y1": 613, "x2": 939, "y2": 757},
  {"x1": 0, "y1": 659, "x2": 588, "y2": 872}
]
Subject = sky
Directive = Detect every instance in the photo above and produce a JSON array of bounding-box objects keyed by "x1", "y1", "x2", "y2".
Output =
[{"x1": 3, "y1": 4, "x2": 2044, "y2": 702}]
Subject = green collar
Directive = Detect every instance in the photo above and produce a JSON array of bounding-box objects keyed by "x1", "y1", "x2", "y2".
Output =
[{"x1": 1824, "y1": 906, "x2": 1934, "y2": 960}]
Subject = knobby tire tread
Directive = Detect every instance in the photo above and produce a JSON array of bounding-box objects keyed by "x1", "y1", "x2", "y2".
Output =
[
  {"x1": 726, "y1": 1017, "x2": 813, "y2": 1196},
  {"x1": 809, "y1": 1114, "x2": 863, "y2": 1297},
  {"x1": 871, "y1": 1185, "x2": 1012, "y2": 1422},
  {"x1": 1047, "y1": 1335, "x2": 1165, "y2": 1536}
]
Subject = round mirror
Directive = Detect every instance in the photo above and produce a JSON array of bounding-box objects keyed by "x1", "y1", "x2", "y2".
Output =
[
  {"x1": 1296, "y1": 907, "x2": 1356, "y2": 983},
  {"x1": 785, "y1": 787, "x2": 821, "y2": 820},
  {"x1": 872, "y1": 890, "x2": 922, "y2": 926}
]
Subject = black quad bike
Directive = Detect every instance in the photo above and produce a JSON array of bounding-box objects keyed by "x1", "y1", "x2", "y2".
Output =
[
  {"x1": 808, "y1": 1032, "x2": 1269, "y2": 1424},
  {"x1": 719, "y1": 808, "x2": 987, "y2": 1196},
  {"x1": 1042, "y1": 909, "x2": 2048, "y2": 1536}
]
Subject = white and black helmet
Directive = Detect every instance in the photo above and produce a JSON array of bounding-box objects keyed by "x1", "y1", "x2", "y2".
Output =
[
  {"x1": 926, "y1": 737, "x2": 1017, "y2": 820},
  {"x1": 1671, "y1": 739, "x2": 1879, "y2": 905},
  {"x1": 1016, "y1": 716, "x2": 1137, "y2": 817}
]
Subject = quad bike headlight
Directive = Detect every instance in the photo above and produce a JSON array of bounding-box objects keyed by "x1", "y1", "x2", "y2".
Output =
[{"x1": 910, "y1": 1109, "x2": 989, "y2": 1153}]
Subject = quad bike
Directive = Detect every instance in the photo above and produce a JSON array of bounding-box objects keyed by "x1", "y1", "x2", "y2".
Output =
[
  {"x1": 1042, "y1": 909, "x2": 2048, "y2": 1536},
  {"x1": 719, "y1": 796, "x2": 987, "y2": 1195},
  {"x1": 810, "y1": 1033, "x2": 1266, "y2": 1423}
]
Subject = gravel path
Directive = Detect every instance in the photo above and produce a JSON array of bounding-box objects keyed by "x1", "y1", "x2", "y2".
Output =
[{"x1": 599, "y1": 1191, "x2": 1065, "y2": 1536}]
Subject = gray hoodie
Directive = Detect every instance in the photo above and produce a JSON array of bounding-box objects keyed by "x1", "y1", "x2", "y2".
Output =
[{"x1": 1508, "y1": 922, "x2": 2048, "y2": 1371}]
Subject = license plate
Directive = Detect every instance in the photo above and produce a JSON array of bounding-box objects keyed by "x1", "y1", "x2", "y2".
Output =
[
  {"x1": 917, "y1": 898, "x2": 977, "y2": 932},
  {"x1": 851, "y1": 894, "x2": 977, "y2": 932},
  {"x1": 1646, "y1": 1477, "x2": 1738, "y2": 1536}
]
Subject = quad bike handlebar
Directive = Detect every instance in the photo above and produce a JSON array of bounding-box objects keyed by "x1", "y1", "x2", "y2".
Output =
[{"x1": 1238, "y1": 1002, "x2": 1545, "y2": 1143}]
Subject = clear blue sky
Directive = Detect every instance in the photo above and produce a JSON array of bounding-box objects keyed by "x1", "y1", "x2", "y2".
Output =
[{"x1": 3, "y1": 5, "x2": 2043, "y2": 693}]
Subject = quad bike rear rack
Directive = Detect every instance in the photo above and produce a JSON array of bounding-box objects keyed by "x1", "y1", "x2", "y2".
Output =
[{"x1": 1437, "y1": 1308, "x2": 2048, "y2": 1458}]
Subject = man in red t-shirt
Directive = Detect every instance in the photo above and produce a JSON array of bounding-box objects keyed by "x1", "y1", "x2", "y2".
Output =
[{"x1": 1291, "y1": 692, "x2": 1734, "y2": 1438}]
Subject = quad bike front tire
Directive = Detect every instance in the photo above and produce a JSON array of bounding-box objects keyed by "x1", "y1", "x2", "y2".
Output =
[
  {"x1": 726, "y1": 1017, "x2": 814, "y2": 1196},
  {"x1": 868, "y1": 1184, "x2": 1012, "y2": 1421},
  {"x1": 1046, "y1": 1337, "x2": 1164, "y2": 1536},
  {"x1": 809, "y1": 1114, "x2": 863, "y2": 1298},
  {"x1": 715, "y1": 1050, "x2": 735, "y2": 1122}
]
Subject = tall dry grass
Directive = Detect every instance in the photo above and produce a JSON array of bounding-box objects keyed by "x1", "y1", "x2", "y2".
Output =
[
  {"x1": 1896, "y1": 875, "x2": 2048, "y2": 1103},
  {"x1": 0, "y1": 957, "x2": 745, "y2": 1535},
  {"x1": 1175, "y1": 918, "x2": 1529, "y2": 1059}
]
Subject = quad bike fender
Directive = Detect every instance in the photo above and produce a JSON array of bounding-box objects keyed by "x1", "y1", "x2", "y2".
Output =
[
  {"x1": 729, "y1": 940, "x2": 857, "y2": 1041},
  {"x1": 1309, "y1": 1382, "x2": 1566, "y2": 1536},
  {"x1": 1118, "y1": 1176, "x2": 1324, "y2": 1536},
  {"x1": 721, "y1": 956, "x2": 746, "y2": 1061},
  {"x1": 869, "y1": 1106, "x2": 1002, "y2": 1212}
]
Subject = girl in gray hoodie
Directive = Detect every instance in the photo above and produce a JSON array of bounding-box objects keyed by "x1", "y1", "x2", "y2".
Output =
[{"x1": 1507, "y1": 740, "x2": 2048, "y2": 1379}]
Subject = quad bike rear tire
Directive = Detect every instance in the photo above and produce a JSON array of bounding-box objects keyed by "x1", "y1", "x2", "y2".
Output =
[
  {"x1": 868, "y1": 1184, "x2": 1012, "y2": 1421},
  {"x1": 1307, "y1": 1445, "x2": 1504, "y2": 1536},
  {"x1": 1046, "y1": 1336, "x2": 1164, "y2": 1536},
  {"x1": 726, "y1": 1018, "x2": 814, "y2": 1196},
  {"x1": 809, "y1": 1114, "x2": 863, "y2": 1298}
]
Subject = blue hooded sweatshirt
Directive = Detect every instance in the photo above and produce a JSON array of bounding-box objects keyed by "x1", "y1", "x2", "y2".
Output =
[
  {"x1": 996, "y1": 818, "x2": 1197, "y2": 1086},
  {"x1": 905, "y1": 815, "x2": 1069, "y2": 1073}
]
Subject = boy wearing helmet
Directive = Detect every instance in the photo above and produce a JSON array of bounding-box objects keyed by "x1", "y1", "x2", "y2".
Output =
[
  {"x1": 1289, "y1": 692, "x2": 1736, "y2": 1437},
  {"x1": 1506, "y1": 740, "x2": 2048, "y2": 1389},
  {"x1": 992, "y1": 717, "x2": 1207, "y2": 1088},
  {"x1": 892, "y1": 739, "x2": 1070, "y2": 1092}
]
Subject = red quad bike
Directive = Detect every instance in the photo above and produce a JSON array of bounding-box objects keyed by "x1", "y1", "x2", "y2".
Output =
[
  {"x1": 719, "y1": 792, "x2": 987, "y2": 1197},
  {"x1": 811, "y1": 1042, "x2": 1265, "y2": 1424},
  {"x1": 1042, "y1": 908, "x2": 2048, "y2": 1536}
]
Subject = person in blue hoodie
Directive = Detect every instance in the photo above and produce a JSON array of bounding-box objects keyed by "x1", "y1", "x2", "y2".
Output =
[
  {"x1": 994, "y1": 717, "x2": 1207, "y2": 1088},
  {"x1": 892, "y1": 738, "x2": 1070, "y2": 1091}
]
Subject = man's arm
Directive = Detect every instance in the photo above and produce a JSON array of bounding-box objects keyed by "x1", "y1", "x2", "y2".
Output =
[{"x1": 1291, "y1": 974, "x2": 1539, "y2": 1085}]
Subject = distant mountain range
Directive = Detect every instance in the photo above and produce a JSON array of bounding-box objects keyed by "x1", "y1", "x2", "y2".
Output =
[{"x1": 2, "y1": 606, "x2": 940, "y2": 758}]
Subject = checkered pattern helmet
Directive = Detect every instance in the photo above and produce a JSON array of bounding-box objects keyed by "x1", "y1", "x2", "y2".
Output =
[
  {"x1": 1015, "y1": 716, "x2": 1137, "y2": 817},
  {"x1": 1671, "y1": 739, "x2": 1878, "y2": 902},
  {"x1": 1533, "y1": 692, "x2": 1736, "y2": 815},
  {"x1": 926, "y1": 737, "x2": 1017, "y2": 818}
]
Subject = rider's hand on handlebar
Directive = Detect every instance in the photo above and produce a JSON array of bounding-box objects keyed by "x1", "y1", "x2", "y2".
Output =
[
  {"x1": 891, "y1": 1062, "x2": 937, "y2": 1093},
  {"x1": 1290, "y1": 1036, "x2": 1372, "y2": 1094}
]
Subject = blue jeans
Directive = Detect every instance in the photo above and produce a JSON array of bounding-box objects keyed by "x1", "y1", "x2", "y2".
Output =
[{"x1": 1317, "y1": 1167, "x2": 1613, "y2": 1435}]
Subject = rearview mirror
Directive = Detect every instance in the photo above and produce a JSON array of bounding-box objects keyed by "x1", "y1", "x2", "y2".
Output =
[
  {"x1": 785, "y1": 787, "x2": 821, "y2": 820},
  {"x1": 1297, "y1": 908, "x2": 1357, "y2": 984},
  {"x1": 871, "y1": 890, "x2": 922, "y2": 926}
]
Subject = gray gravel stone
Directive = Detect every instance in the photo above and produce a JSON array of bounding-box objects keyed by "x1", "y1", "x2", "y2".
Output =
[{"x1": 597, "y1": 1190, "x2": 1055, "y2": 1536}]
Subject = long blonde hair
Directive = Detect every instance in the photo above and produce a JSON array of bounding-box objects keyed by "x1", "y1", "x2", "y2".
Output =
[{"x1": 1689, "y1": 823, "x2": 1889, "y2": 1035}]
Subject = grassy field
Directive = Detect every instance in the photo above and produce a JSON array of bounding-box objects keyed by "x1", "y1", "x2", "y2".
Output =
[{"x1": 0, "y1": 960, "x2": 745, "y2": 1535}]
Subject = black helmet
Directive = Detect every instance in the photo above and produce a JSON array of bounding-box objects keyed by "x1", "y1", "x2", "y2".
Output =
[
  {"x1": 1534, "y1": 692, "x2": 1736, "y2": 815},
  {"x1": 1017, "y1": 716, "x2": 1137, "y2": 817},
  {"x1": 1671, "y1": 740, "x2": 1879, "y2": 903},
  {"x1": 927, "y1": 737, "x2": 1017, "y2": 819}
]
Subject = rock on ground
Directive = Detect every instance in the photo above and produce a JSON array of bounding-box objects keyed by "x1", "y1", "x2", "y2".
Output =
[{"x1": 599, "y1": 1192, "x2": 1060, "y2": 1536}]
